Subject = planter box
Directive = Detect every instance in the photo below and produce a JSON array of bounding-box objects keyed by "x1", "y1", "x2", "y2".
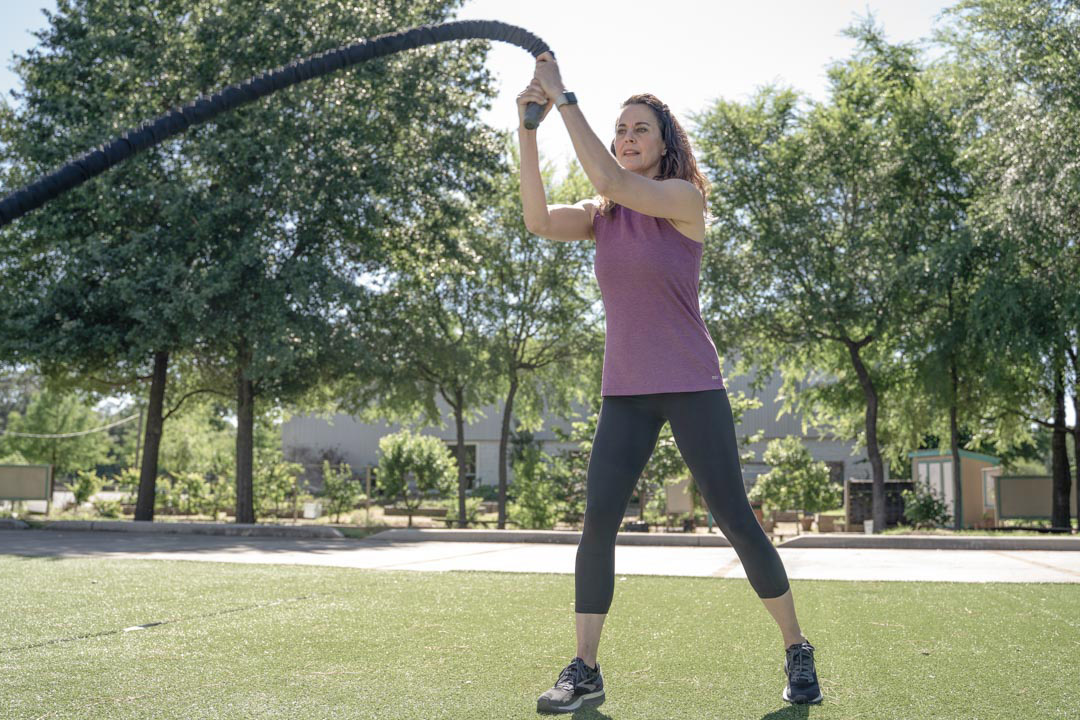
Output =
[
  {"x1": 623, "y1": 520, "x2": 650, "y2": 533},
  {"x1": 816, "y1": 514, "x2": 836, "y2": 533},
  {"x1": 383, "y1": 507, "x2": 448, "y2": 517}
]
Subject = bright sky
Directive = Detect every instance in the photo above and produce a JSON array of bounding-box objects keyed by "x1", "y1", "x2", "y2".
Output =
[{"x1": 2, "y1": 0, "x2": 955, "y2": 176}]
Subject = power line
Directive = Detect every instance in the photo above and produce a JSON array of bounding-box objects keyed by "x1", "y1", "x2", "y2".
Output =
[{"x1": 1, "y1": 413, "x2": 139, "y2": 439}]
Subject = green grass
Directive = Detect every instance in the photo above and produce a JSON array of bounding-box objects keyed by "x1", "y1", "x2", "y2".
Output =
[{"x1": 1, "y1": 557, "x2": 1077, "y2": 719}]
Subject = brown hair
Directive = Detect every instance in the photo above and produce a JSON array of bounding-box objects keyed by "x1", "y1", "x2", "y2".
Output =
[{"x1": 595, "y1": 93, "x2": 710, "y2": 219}]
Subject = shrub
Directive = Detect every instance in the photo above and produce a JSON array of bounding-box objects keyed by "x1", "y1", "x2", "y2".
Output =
[
  {"x1": 254, "y1": 458, "x2": 305, "y2": 520},
  {"x1": 749, "y1": 437, "x2": 841, "y2": 515},
  {"x1": 71, "y1": 470, "x2": 104, "y2": 508},
  {"x1": 321, "y1": 461, "x2": 364, "y2": 523},
  {"x1": 173, "y1": 471, "x2": 209, "y2": 516},
  {"x1": 202, "y1": 477, "x2": 235, "y2": 519},
  {"x1": 445, "y1": 497, "x2": 484, "y2": 527},
  {"x1": 902, "y1": 483, "x2": 951, "y2": 529},
  {"x1": 377, "y1": 429, "x2": 456, "y2": 527},
  {"x1": 92, "y1": 499, "x2": 123, "y2": 518},
  {"x1": 115, "y1": 467, "x2": 140, "y2": 505},
  {"x1": 466, "y1": 484, "x2": 499, "y2": 501},
  {"x1": 508, "y1": 438, "x2": 560, "y2": 530}
]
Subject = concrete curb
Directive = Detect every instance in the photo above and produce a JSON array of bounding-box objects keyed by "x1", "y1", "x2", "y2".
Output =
[
  {"x1": 777, "y1": 533, "x2": 1080, "y2": 551},
  {"x1": 368, "y1": 528, "x2": 732, "y2": 547},
  {"x1": 33, "y1": 520, "x2": 343, "y2": 539},
  {"x1": 0, "y1": 518, "x2": 30, "y2": 530}
]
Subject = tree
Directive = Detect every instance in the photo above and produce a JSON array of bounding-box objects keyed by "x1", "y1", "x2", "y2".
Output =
[
  {"x1": 376, "y1": 429, "x2": 456, "y2": 528},
  {"x1": 695, "y1": 22, "x2": 953, "y2": 532},
  {"x1": 940, "y1": 0, "x2": 1080, "y2": 530},
  {"x1": 0, "y1": 387, "x2": 112, "y2": 480},
  {"x1": 749, "y1": 437, "x2": 842, "y2": 517},
  {"x1": 478, "y1": 148, "x2": 601, "y2": 528},
  {"x1": 0, "y1": 0, "x2": 505, "y2": 525}
]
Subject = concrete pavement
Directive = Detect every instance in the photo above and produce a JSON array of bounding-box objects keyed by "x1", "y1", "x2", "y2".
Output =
[{"x1": 2, "y1": 527, "x2": 1079, "y2": 584}]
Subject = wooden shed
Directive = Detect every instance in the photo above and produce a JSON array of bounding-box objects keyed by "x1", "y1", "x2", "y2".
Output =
[{"x1": 908, "y1": 450, "x2": 1000, "y2": 529}]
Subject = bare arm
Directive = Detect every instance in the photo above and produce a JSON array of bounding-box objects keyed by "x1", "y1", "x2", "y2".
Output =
[
  {"x1": 534, "y1": 53, "x2": 703, "y2": 224},
  {"x1": 517, "y1": 79, "x2": 594, "y2": 242}
]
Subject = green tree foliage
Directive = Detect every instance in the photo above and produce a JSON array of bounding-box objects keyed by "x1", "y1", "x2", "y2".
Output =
[
  {"x1": 940, "y1": 0, "x2": 1080, "y2": 528},
  {"x1": 507, "y1": 429, "x2": 560, "y2": 530},
  {"x1": 376, "y1": 429, "x2": 456, "y2": 528},
  {"x1": 0, "y1": 388, "x2": 112, "y2": 479},
  {"x1": 695, "y1": 22, "x2": 954, "y2": 532},
  {"x1": 479, "y1": 148, "x2": 601, "y2": 529},
  {"x1": 71, "y1": 470, "x2": 105, "y2": 508},
  {"x1": 749, "y1": 437, "x2": 842, "y2": 516},
  {"x1": 319, "y1": 461, "x2": 362, "y2": 524},
  {"x1": 0, "y1": 0, "x2": 504, "y2": 525}
]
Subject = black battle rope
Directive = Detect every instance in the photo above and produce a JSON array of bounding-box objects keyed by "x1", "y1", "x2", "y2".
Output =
[{"x1": 0, "y1": 19, "x2": 552, "y2": 229}]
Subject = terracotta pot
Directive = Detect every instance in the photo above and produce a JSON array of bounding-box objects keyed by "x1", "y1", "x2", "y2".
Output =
[
  {"x1": 800, "y1": 516, "x2": 814, "y2": 531},
  {"x1": 816, "y1": 514, "x2": 835, "y2": 533}
]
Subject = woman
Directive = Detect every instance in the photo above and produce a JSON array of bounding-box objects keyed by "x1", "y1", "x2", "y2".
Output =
[{"x1": 516, "y1": 53, "x2": 823, "y2": 713}]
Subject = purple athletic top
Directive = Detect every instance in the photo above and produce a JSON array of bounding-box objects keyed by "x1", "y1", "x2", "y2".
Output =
[{"x1": 592, "y1": 203, "x2": 725, "y2": 396}]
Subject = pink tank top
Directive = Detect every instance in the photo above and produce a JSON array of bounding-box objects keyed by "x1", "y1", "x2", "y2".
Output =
[{"x1": 592, "y1": 204, "x2": 724, "y2": 396}]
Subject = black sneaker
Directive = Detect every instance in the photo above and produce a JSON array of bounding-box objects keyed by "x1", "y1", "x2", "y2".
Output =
[
  {"x1": 783, "y1": 640, "x2": 823, "y2": 704},
  {"x1": 536, "y1": 657, "x2": 605, "y2": 714}
]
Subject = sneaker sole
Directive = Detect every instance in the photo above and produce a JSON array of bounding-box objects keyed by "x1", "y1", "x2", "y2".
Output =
[
  {"x1": 537, "y1": 689, "x2": 605, "y2": 714},
  {"x1": 782, "y1": 687, "x2": 823, "y2": 704}
]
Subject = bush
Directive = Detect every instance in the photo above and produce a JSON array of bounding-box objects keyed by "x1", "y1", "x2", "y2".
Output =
[
  {"x1": 749, "y1": 437, "x2": 842, "y2": 515},
  {"x1": 92, "y1": 499, "x2": 122, "y2": 518},
  {"x1": 115, "y1": 467, "x2": 140, "y2": 505},
  {"x1": 902, "y1": 483, "x2": 951, "y2": 529},
  {"x1": 254, "y1": 458, "x2": 305, "y2": 520},
  {"x1": 321, "y1": 461, "x2": 364, "y2": 523},
  {"x1": 466, "y1": 484, "x2": 499, "y2": 501},
  {"x1": 508, "y1": 438, "x2": 560, "y2": 530},
  {"x1": 377, "y1": 430, "x2": 456, "y2": 527},
  {"x1": 201, "y1": 477, "x2": 235, "y2": 519},
  {"x1": 71, "y1": 470, "x2": 104, "y2": 508},
  {"x1": 173, "y1": 471, "x2": 209, "y2": 516},
  {"x1": 445, "y1": 497, "x2": 484, "y2": 527}
]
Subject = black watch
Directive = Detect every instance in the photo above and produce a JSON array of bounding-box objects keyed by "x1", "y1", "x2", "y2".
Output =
[{"x1": 555, "y1": 91, "x2": 577, "y2": 110}]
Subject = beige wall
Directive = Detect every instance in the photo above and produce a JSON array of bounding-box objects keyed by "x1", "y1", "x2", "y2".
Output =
[{"x1": 999, "y1": 476, "x2": 1080, "y2": 518}]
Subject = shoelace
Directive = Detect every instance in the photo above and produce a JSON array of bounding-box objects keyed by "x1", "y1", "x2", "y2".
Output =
[
  {"x1": 787, "y1": 644, "x2": 816, "y2": 684},
  {"x1": 555, "y1": 659, "x2": 587, "y2": 691}
]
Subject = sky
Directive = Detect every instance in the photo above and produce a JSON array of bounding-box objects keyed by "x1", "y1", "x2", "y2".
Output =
[{"x1": 1, "y1": 0, "x2": 957, "y2": 174}]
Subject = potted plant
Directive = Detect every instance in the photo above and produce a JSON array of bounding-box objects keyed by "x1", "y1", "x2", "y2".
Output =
[{"x1": 800, "y1": 513, "x2": 814, "y2": 532}]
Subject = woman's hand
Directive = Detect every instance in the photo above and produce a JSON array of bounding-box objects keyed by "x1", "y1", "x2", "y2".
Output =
[
  {"x1": 533, "y1": 51, "x2": 565, "y2": 100},
  {"x1": 516, "y1": 78, "x2": 554, "y2": 128}
]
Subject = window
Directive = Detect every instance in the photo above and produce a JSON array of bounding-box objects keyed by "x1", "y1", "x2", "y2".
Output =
[
  {"x1": 826, "y1": 461, "x2": 844, "y2": 486},
  {"x1": 445, "y1": 443, "x2": 477, "y2": 489}
]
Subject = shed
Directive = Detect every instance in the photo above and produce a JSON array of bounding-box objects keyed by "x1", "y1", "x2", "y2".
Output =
[{"x1": 908, "y1": 450, "x2": 1000, "y2": 528}]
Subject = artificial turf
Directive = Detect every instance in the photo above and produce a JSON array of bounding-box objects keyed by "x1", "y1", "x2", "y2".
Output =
[{"x1": 0, "y1": 555, "x2": 1076, "y2": 719}]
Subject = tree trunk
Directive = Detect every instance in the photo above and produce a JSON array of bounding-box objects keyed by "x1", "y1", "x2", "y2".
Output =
[
  {"x1": 950, "y1": 360, "x2": 963, "y2": 531},
  {"x1": 1051, "y1": 366, "x2": 1071, "y2": 531},
  {"x1": 1070, "y1": 341, "x2": 1079, "y2": 534},
  {"x1": 497, "y1": 377, "x2": 519, "y2": 529},
  {"x1": 235, "y1": 369, "x2": 256, "y2": 525},
  {"x1": 454, "y1": 387, "x2": 468, "y2": 528},
  {"x1": 134, "y1": 350, "x2": 168, "y2": 522},
  {"x1": 847, "y1": 341, "x2": 886, "y2": 532}
]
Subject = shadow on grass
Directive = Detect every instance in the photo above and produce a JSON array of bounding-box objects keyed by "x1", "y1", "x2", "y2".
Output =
[
  {"x1": 570, "y1": 707, "x2": 612, "y2": 720},
  {"x1": 760, "y1": 703, "x2": 812, "y2": 719}
]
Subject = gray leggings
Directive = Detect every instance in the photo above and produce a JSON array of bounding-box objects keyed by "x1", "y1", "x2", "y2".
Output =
[{"x1": 575, "y1": 389, "x2": 790, "y2": 614}]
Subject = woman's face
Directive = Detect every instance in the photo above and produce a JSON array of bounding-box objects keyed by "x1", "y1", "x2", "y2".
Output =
[{"x1": 613, "y1": 103, "x2": 666, "y2": 176}]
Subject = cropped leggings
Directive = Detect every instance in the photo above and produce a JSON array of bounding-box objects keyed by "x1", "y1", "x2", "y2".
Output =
[{"x1": 575, "y1": 388, "x2": 790, "y2": 614}]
